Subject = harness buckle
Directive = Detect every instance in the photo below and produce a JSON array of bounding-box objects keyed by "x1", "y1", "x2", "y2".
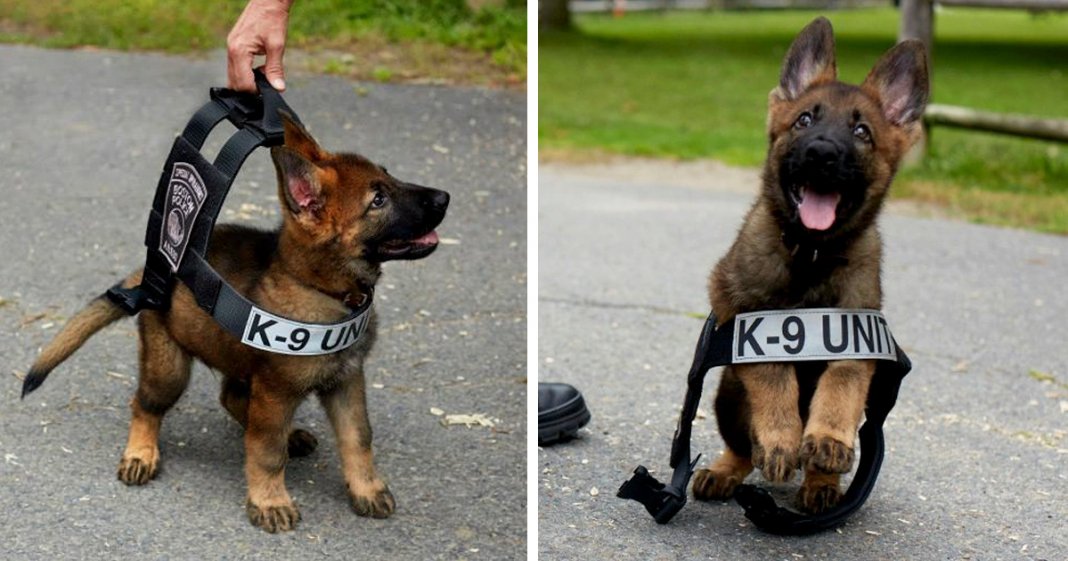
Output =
[{"x1": 617, "y1": 466, "x2": 688, "y2": 525}]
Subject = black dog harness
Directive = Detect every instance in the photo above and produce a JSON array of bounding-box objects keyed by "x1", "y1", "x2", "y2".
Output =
[
  {"x1": 618, "y1": 308, "x2": 911, "y2": 534},
  {"x1": 107, "y1": 71, "x2": 372, "y2": 356}
]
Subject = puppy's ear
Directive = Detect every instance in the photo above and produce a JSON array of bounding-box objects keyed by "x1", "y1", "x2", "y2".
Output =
[
  {"x1": 272, "y1": 146, "x2": 323, "y2": 217},
  {"x1": 773, "y1": 17, "x2": 837, "y2": 102},
  {"x1": 862, "y1": 40, "x2": 929, "y2": 126},
  {"x1": 279, "y1": 110, "x2": 326, "y2": 162}
]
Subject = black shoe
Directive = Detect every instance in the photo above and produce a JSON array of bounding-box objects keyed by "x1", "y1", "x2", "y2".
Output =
[{"x1": 538, "y1": 382, "x2": 591, "y2": 446}]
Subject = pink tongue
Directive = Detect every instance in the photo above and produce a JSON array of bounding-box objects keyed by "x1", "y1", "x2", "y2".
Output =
[
  {"x1": 412, "y1": 230, "x2": 439, "y2": 245},
  {"x1": 798, "y1": 190, "x2": 840, "y2": 231}
]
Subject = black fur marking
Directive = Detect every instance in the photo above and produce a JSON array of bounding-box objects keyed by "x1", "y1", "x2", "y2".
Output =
[{"x1": 20, "y1": 368, "x2": 49, "y2": 399}]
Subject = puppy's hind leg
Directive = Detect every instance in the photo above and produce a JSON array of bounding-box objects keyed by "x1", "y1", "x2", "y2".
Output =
[
  {"x1": 693, "y1": 448, "x2": 753, "y2": 501},
  {"x1": 798, "y1": 468, "x2": 842, "y2": 513},
  {"x1": 118, "y1": 311, "x2": 191, "y2": 486},
  {"x1": 694, "y1": 366, "x2": 754, "y2": 500}
]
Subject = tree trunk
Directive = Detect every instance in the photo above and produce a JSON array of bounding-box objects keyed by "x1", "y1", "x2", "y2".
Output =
[{"x1": 541, "y1": 0, "x2": 572, "y2": 30}]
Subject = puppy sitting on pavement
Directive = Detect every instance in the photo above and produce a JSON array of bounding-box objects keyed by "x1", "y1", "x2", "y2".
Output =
[
  {"x1": 692, "y1": 18, "x2": 928, "y2": 513},
  {"x1": 23, "y1": 113, "x2": 450, "y2": 532}
]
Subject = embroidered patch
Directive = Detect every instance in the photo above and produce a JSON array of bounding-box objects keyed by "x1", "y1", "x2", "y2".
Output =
[{"x1": 159, "y1": 162, "x2": 207, "y2": 272}]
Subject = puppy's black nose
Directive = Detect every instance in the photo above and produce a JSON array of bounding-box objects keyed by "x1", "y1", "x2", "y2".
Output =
[
  {"x1": 424, "y1": 189, "x2": 450, "y2": 212},
  {"x1": 804, "y1": 139, "x2": 839, "y2": 169}
]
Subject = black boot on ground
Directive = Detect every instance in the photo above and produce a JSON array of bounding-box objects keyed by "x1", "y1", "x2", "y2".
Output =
[{"x1": 538, "y1": 382, "x2": 591, "y2": 446}]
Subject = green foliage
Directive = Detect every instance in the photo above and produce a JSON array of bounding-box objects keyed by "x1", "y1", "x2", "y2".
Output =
[
  {"x1": 0, "y1": 0, "x2": 525, "y2": 73},
  {"x1": 371, "y1": 65, "x2": 393, "y2": 82},
  {"x1": 540, "y1": 8, "x2": 1068, "y2": 231}
]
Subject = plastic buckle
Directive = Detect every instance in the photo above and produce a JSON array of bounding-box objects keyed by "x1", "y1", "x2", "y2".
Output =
[
  {"x1": 106, "y1": 283, "x2": 166, "y2": 314},
  {"x1": 105, "y1": 284, "x2": 146, "y2": 315},
  {"x1": 617, "y1": 466, "x2": 688, "y2": 524},
  {"x1": 210, "y1": 88, "x2": 266, "y2": 131}
]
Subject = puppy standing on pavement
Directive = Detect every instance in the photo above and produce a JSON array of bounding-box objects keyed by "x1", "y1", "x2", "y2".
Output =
[
  {"x1": 22, "y1": 114, "x2": 450, "y2": 532},
  {"x1": 691, "y1": 18, "x2": 928, "y2": 512}
]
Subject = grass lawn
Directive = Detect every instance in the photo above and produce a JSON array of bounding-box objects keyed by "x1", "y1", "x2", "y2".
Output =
[
  {"x1": 0, "y1": 0, "x2": 526, "y2": 86},
  {"x1": 540, "y1": 8, "x2": 1068, "y2": 233}
]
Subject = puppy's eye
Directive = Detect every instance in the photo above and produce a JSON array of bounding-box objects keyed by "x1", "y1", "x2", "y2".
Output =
[
  {"x1": 853, "y1": 124, "x2": 871, "y2": 142},
  {"x1": 370, "y1": 191, "x2": 388, "y2": 209},
  {"x1": 794, "y1": 112, "x2": 814, "y2": 129}
]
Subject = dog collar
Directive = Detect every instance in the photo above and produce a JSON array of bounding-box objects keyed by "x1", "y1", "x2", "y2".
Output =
[
  {"x1": 617, "y1": 308, "x2": 911, "y2": 534},
  {"x1": 105, "y1": 70, "x2": 373, "y2": 356}
]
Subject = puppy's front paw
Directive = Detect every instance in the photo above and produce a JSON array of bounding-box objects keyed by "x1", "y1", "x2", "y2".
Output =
[
  {"x1": 752, "y1": 443, "x2": 798, "y2": 483},
  {"x1": 349, "y1": 479, "x2": 396, "y2": 519},
  {"x1": 117, "y1": 448, "x2": 159, "y2": 486},
  {"x1": 800, "y1": 434, "x2": 854, "y2": 474},
  {"x1": 799, "y1": 477, "x2": 842, "y2": 513},
  {"x1": 246, "y1": 499, "x2": 301, "y2": 533}
]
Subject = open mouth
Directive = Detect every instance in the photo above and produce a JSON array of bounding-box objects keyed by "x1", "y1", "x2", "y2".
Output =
[
  {"x1": 377, "y1": 229, "x2": 441, "y2": 260},
  {"x1": 789, "y1": 185, "x2": 841, "y2": 232}
]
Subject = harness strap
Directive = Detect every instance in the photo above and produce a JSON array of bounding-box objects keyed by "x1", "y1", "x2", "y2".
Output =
[
  {"x1": 106, "y1": 70, "x2": 372, "y2": 356},
  {"x1": 618, "y1": 309, "x2": 911, "y2": 534}
]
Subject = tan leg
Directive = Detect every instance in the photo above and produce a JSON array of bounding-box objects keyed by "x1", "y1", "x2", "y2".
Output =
[
  {"x1": 319, "y1": 373, "x2": 395, "y2": 518},
  {"x1": 221, "y1": 378, "x2": 317, "y2": 458},
  {"x1": 798, "y1": 468, "x2": 842, "y2": 513},
  {"x1": 737, "y1": 362, "x2": 802, "y2": 483},
  {"x1": 244, "y1": 379, "x2": 301, "y2": 533},
  {"x1": 693, "y1": 448, "x2": 754, "y2": 501},
  {"x1": 800, "y1": 359, "x2": 875, "y2": 474},
  {"x1": 117, "y1": 313, "x2": 191, "y2": 485}
]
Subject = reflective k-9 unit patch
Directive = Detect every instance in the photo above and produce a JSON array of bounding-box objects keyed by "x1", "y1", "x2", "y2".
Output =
[
  {"x1": 241, "y1": 306, "x2": 371, "y2": 356},
  {"x1": 731, "y1": 308, "x2": 897, "y2": 363}
]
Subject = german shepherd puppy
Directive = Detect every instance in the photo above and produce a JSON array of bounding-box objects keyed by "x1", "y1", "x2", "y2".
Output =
[
  {"x1": 691, "y1": 18, "x2": 927, "y2": 513},
  {"x1": 22, "y1": 113, "x2": 450, "y2": 532}
]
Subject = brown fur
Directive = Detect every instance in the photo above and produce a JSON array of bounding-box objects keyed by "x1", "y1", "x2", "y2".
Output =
[
  {"x1": 691, "y1": 18, "x2": 927, "y2": 513},
  {"x1": 26, "y1": 113, "x2": 448, "y2": 532}
]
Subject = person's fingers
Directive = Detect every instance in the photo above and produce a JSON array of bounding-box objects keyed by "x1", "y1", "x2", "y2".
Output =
[
  {"x1": 227, "y1": 45, "x2": 258, "y2": 93},
  {"x1": 262, "y1": 35, "x2": 287, "y2": 92}
]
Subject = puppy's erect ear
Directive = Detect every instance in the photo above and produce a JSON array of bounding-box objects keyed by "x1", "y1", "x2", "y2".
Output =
[
  {"x1": 862, "y1": 40, "x2": 929, "y2": 126},
  {"x1": 773, "y1": 17, "x2": 837, "y2": 102},
  {"x1": 272, "y1": 146, "x2": 323, "y2": 217},
  {"x1": 279, "y1": 110, "x2": 326, "y2": 162}
]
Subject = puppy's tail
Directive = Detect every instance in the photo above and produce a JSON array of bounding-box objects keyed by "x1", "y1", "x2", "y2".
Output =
[{"x1": 22, "y1": 295, "x2": 127, "y2": 399}]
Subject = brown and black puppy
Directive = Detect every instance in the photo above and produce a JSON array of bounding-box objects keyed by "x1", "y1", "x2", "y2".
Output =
[
  {"x1": 690, "y1": 18, "x2": 927, "y2": 513},
  {"x1": 22, "y1": 114, "x2": 449, "y2": 532}
]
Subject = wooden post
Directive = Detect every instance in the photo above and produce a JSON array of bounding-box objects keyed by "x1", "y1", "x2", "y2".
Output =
[
  {"x1": 899, "y1": 0, "x2": 934, "y2": 48},
  {"x1": 541, "y1": 0, "x2": 572, "y2": 30},
  {"x1": 899, "y1": 0, "x2": 934, "y2": 164}
]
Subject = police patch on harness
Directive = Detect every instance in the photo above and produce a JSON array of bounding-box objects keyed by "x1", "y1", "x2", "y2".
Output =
[
  {"x1": 159, "y1": 162, "x2": 207, "y2": 272},
  {"x1": 732, "y1": 308, "x2": 897, "y2": 363},
  {"x1": 241, "y1": 305, "x2": 371, "y2": 356}
]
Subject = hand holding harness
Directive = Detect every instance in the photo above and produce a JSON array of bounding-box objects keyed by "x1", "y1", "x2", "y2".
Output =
[
  {"x1": 617, "y1": 308, "x2": 911, "y2": 534},
  {"x1": 106, "y1": 70, "x2": 372, "y2": 356}
]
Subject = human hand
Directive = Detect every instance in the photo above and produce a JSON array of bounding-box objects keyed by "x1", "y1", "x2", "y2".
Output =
[{"x1": 227, "y1": 0, "x2": 293, "y2": 93}]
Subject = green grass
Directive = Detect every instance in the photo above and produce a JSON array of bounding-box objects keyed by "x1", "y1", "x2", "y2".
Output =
[
  {"x1": 0, "y1": 0, "x2": 526, "y2": 78},
  {"x1": 540, "y1": 8, "x2": 1068, "y2": 233}
]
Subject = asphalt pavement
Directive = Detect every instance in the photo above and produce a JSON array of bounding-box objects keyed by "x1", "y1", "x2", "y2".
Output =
[
  {"x1": 0, "y1": 45, "x2": 526, "y2": 560},
  {"x1": 538, "y1": 162, "x2": 1067, "y2": 561}
]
